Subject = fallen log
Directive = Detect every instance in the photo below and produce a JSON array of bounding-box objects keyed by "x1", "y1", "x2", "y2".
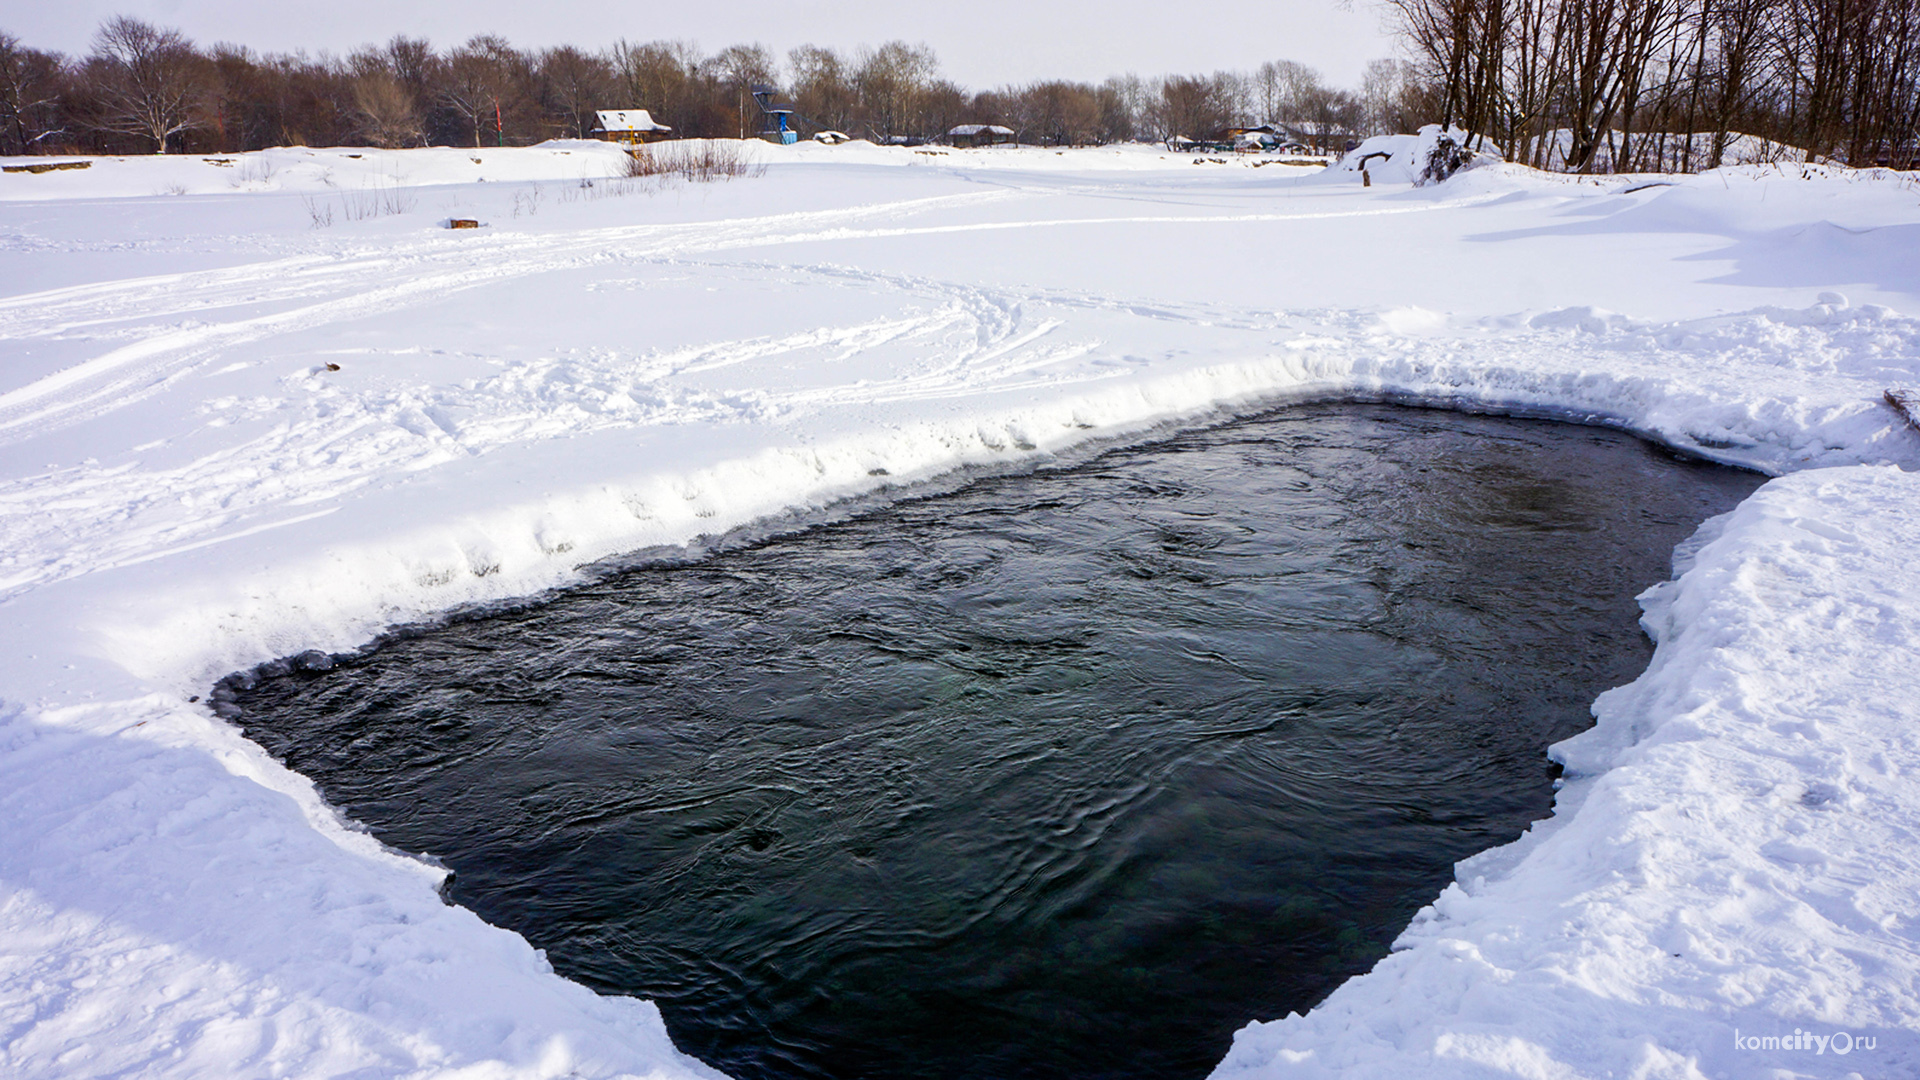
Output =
[{"x1": 4, "y1": 160, "x2": 91, "y2": 174}]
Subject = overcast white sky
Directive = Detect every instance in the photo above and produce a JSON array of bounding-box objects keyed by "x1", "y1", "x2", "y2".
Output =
[{"x1": 8, "y1": 0, "x2": 1403, "y2": 89}]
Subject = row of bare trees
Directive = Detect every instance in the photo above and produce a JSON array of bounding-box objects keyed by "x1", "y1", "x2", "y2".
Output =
[
  {"x1": 1390, "y1": 0, "x2": 1920, "y2": 170},
  {"x1": 7, "y1": 13, "x2": 1914, "y2": 167},
  {"x1": 0, "y1": 18, "x2": 688, "y2": 154},
  {"x1": 783, "y1": 48, "x2": 1417, "y2": 147},
  {"x1": 0, "y1": 16, "x2": 1416, "y2": 156}
]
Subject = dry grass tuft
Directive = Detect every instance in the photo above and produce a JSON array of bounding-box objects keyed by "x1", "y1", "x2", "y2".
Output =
[{"x1": 623, "y1": 140, "x2": 767, "y2": 183}]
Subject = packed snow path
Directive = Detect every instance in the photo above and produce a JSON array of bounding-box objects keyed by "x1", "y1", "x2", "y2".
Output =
[{"x1": 1, "y1": 140, "x2": 1917, "y2": 1079}]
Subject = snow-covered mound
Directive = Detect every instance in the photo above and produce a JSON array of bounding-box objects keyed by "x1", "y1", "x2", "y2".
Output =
[
  {"x1": 0, "y1": 139, "x2": 1226, "y2": 205},
  {"x1": 1, "y1": 146, "x2": 1917, "y2": 1079},
  {"x1": 1330, "y1": 124, "x2": 1498, "y2": 185}
]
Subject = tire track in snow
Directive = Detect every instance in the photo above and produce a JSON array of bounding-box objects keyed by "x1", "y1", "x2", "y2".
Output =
[
  {"x1": 0, "y1": 189, "x2": 1504, "y2": 447},
  {"x1": 0, "y1": 257, "x2": 1076, "y2": 599},
  {"x1": 0, "y1": 236, "x2": 1249, "y2": 602},
  {"x1": 0, "y1": 190, "x2": 1034, "y2": 439},
  {"x1": 0, "y1": 190, "x2": 1028, "y2": 339},
  {"x1": 0, "y1": 186, "x2": 1530, "y2": 598}
]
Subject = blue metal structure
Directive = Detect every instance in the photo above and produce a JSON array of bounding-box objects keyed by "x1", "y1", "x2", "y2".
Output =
[{"x1": 750, "y1": 85, "x2": 800, "y2": 145}]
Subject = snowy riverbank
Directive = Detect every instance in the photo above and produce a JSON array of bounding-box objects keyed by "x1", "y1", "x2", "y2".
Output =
[{"x1": 2, "y1": 140, "x2": 1917, "y2": 1078}]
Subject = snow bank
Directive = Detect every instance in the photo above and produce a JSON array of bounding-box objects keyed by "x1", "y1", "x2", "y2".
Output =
[
  {"x1": 0, "y1": 140, "x2": 1214, "y2": 205},
  {"x1": 1512, "y1": 128, "x2": 1813, "y2": 173},
  {"x1": 0, "y1": 693, "x2": 724, "y2": 1080},
  {"x1": 1214, "y1": 463, "x2": 1920, "y2": 1078},
  {"x1": 65, "y1": 294, "x2": 1920, "y2": 699},
  {"x1": 2, "y1": 146, "x2": 1918, "y2": 1079},
  {"x1": 0, "y1": 142, "x2": 645, "y2": 202}
]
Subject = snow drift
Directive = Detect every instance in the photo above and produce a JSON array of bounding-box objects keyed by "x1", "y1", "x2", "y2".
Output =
[{"x1": 1332, "y1": 125, "x2": 1497, "y2": 186}]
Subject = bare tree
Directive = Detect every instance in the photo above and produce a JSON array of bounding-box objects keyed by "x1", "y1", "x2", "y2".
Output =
[
  {"x1": 345, "y1": 42, "x2": 430, "y2": 147},
  {"x1": 1359, "y1": 58, "x2": 1421, "y2": 134},
  {"x1": 383, "y1": 36, "x2": 437, "y2": 103},
  {"x1": 439, "y1": 35, "x2": 530, "y2": 147},
  {"x1": 854, "y1": 40, "x2": 939, "y2": 139},
  {"x1": 197, "y1": 46, "x2": 355, "y2": 152},
  {"x1": 535, "y1": 46, "x2": 613, "y2": 139},
  {"x1": 84, "y1": 16, "x2": 209, "y2": 152},
  {"x1": 1006, "y1": 81, "x2": 1102, "y2": 145},
  {"x1": 1701, "y1": 0, "x2": 1778, "y2": 167},
  {"x1": 1156, "y1": 75, "x2": 1231, "y2": 140},
  {"x1": 1211, "y1": 69, "x2": 1252, "y2": 125},
  {"x1": 350, "y1": 71, "x2": 422, "y2": 147},
  {"x1": 204, "y1": 44, "x2": 264, "y2": 150},
  {"x1": 1252, "y1": 59, "x2": 1319, "y2": 123},
  {"x1": 1781, "y1": 0, "x2": 1920, "y2": 163},
  {"x1": 1302, "y1": 85, "x2": 1365, "y2": 149},
  {"x1": 789, "y1": 45, "x2": 857, "y2": 133},
  {"x1": 612, "y1": 39, "x2": 709, "y2": 135},
  {"x1": 0, "y1": 33, "x2": 66, "y2": 154},
  {"x1": 707, "y1": 43, "x2": 776, "y2": 138},
  {"x1": 920, "y1": 79, "x2": 971, "y2": 137},
  {"x1": 1099, "y1": 74, "x2": 1149, "y2": 140}
]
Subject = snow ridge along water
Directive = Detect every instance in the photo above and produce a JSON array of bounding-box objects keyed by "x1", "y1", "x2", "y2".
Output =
[
  {"x1": 1215, "y1": 465, "x2": 1920, "y2": 1079},
  {"x1": 1, "y1": 143, "x2": 1918, "y2": 1079}
]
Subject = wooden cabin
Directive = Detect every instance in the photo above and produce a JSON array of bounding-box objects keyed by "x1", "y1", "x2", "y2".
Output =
[
  {"x1": 947, "y1": 124, "x2": 1016, "y2": 148},
  {"x1": 592, "y1": 109, "x2": 674, "y2": 145}
]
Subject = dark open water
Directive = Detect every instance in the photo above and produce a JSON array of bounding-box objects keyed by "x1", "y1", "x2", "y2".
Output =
[{"x1": 224, "y1": 404, "x2": 1763, "y2": 1080}]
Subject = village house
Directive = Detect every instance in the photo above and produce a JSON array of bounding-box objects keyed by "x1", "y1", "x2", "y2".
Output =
[
  {"x1": 946, "y1": 124, "x2": 1017, "y2": 148},
  {"x1": 592, "y1": 109, "x2": 673, "y2": 146}
]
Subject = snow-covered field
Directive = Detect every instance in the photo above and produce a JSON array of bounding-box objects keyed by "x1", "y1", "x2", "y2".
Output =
[{"x1": 2, "y1": 137, "x2": 1917, "y2": 1079}]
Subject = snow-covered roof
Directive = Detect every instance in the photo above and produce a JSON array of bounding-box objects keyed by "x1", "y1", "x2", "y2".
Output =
[
  {"x1": 948, "y1": 124, "x2": 1015, "y2": 136},
  {"x1": 593, "y1": 109, "x2": 672, "y2": 134}
]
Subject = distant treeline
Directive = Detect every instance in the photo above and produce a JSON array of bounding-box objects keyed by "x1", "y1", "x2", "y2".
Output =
[
  {"x1": 6, "y1": 12, "x2": 1911, "y2": 170},
  {"x1": 1392, "y1": 0, "x2": 1920, "y2": 170},
  {"x1": 0, "y1": 17, "x2": 1421, "y2": 157}
]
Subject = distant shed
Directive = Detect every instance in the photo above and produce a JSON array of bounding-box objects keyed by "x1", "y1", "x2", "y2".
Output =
[
  {"x1": 947, "y1": 124, "x2": 1016, "y2": 148},
  {"x1": 593, "y1": 109, "x2": 673, "y2": 145}
]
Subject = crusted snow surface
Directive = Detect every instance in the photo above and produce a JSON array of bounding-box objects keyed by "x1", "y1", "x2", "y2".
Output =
[{"x1": 1, "y1": 142, "x2": 1918, "y2": 1079}]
